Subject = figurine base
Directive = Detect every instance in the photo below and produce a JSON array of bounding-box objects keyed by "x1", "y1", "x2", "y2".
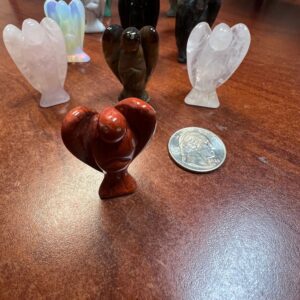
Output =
[
  {"x1": 99, "y1": 171, "x2": 137, "y2": 199},
  {"x1": 40, "y1": 87, "x2": 70, "y2": 108},
  {"x1": 68, "y1": 51, "x2": 90, "y2": 63},
  {"x1": 85, "y1": 20, "x2": 106, "y2": 33},
  {"x1": 185, "y1": 88, "x2": 220, "y2": 108}
]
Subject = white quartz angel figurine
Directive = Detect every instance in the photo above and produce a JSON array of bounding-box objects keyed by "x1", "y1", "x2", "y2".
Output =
[
  {"x1": 83, "y1": 0, "x2": 106, "y2": 33},
  {"x1": 185, "y1": 22, "x2": 251, "y2": 108},
  {"x1": 3, "y1": 18, "x2": 70, "y2": 108}
]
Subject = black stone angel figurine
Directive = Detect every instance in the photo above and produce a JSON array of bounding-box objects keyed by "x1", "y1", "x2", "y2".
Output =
[{"x1": 102, "y1": 25, "x2": 159, "y2": 102}]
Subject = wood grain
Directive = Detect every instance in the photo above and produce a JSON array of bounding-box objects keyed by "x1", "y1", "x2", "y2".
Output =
[{"x1": 0, "y1": 0, "x2": 299, "y2": 299}]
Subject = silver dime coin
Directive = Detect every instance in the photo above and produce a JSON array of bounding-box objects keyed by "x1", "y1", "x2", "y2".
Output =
[{"x1": 168, "y1": 127, "x2": 226, "y2": 172}]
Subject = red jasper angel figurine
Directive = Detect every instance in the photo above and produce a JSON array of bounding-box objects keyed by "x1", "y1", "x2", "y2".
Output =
[{"x1": 61, "y1": 98, "x2": 156, "y2": 199}]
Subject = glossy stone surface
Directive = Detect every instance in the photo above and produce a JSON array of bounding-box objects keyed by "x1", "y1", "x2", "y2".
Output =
[
  {"x1": 83, "y1": 0, "x2": 106, "y2": 33},
  {"x1": 118, "y1": 0, "x2": 160, "y2": 29},
  {"x1": 61, "y1": 98, "x2": 156, "y2": 199},
  {"x1": 2, "y1": 18, "x2": 70, "y2": 107},
  {"x1": 44, "y1": 0, "x2": 90, "y2": 62},
  {"x1": 103, "y1": 25, "x2": 159, "y2": 102},
  {"x1": 175, "y1": 0, "x2": 221, "y2": 63},
  {"x1": 185, "y1": 22, "x2": 251, "y2": 108}
]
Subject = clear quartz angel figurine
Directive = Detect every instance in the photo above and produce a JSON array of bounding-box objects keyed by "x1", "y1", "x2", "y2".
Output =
[
  {"x1": 3, "y1": 18, "x2": 70, "y2": 108},
  {"x1": 83, "y1": 0, "x2": 106, "y2": 33},
  {"x1": 44, "y1": 0, "x2": 90, "y2": 63},
  {"x1": 185, "y1": 22, "x2": 251, "y2": 108}
]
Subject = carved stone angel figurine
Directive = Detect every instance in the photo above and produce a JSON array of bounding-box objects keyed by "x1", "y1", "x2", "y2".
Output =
[
  {"x1": 185, "y1": 22, "x2": 251, "y2": 108},
  {"x1": 44, "y1": 0, "x2": 90, "y2": 63},
  {"x1": 61, "y1": 98, "x2": 157, "y2": 199},
  {"x1": 102, "y1": 25, "x2": 159, "y2": 102},
  {"x1": 82, "y1": 0, "x2": 106, "y2": 33},
  {"x1": 3, "y1": 18, "x2": 70, "y2": 107}
]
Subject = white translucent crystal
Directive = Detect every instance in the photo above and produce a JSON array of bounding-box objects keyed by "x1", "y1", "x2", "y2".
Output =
[
  {"x1": 3, "y1": 18, "x2": 70, "y2": 108},
  {"x1": 44, "y1": 0, "x2": 90, "y2": 63},
  {"x1": 186, "y1": 22, "x2": 251, "y2": 108},
  {"x1": 83, "y1": 0, "x2": 106, "y2": 33}
]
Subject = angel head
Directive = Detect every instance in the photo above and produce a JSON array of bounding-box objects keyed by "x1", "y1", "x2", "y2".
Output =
[
  {"x1": 97, "y1": 106, "x2": 134, "y2": 173},
  {"x1": 121, "y1": 27, "x2": 141, "y2": 52},
  {"x1": 3, "y1": 18, "x2": 70, "y2": 107}
]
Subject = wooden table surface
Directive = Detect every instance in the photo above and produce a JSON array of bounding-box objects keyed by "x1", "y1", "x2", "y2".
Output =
[{"x1": 0, "y1": 0, "x2": 299, "y2": 299}]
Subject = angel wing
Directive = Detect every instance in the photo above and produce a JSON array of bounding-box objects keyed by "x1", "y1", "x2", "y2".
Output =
[
  {"x1": 3, "y1": 23, "x2": 41, "y2": 92},
  {"x1": 201, "y1": 23, "x2": 250, "y2": 89},
  {"x1": 41, "y1": 17, "x2": 67, "y2": 86},
  {"x1": 102, "y1": 24, "x2": 123, "y2": 81},
  {"x1": 140, "y1": 26, "x2": 159, "y2": 83},
  {"x1": 45, "y1": 0, "x2": 85, "y2": 49},
  {"x1": 61, "y1": 106, "x2": 101, "y2": 171},
  {"x1": 219, "y1": 23, "x2": 251, "y2": 86},
  {"x1": 44, "y1": 0, "x2": 60, "y2": 23},
  {"x1": 115, "y1": 98, "x2": 156, "y2": 158},
  {"x1": 70, "y1": 0, "x2": 85, "y2": 48},
  {"x1": 3, "y1": 18, "x2": 64, "y2": 94},
  {"x1": 45, "y1": 0, "x2": 73, "y2": 52},
  {"x1": 186, "y1": 22, "x2": 211, "y2": 87}
]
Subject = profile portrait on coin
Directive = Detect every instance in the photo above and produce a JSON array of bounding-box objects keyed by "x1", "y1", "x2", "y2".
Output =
[{"x1": 179, "y1": 131, "x2": 220, "y2": 167}]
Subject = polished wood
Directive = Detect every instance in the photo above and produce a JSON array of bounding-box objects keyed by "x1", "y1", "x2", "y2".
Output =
[
  {"x1": 61, "y1": 98, "x2": 156, "y2": 199},
  {"x1": 0, "y1": 0, "x2": 299, "y2": 298}
]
